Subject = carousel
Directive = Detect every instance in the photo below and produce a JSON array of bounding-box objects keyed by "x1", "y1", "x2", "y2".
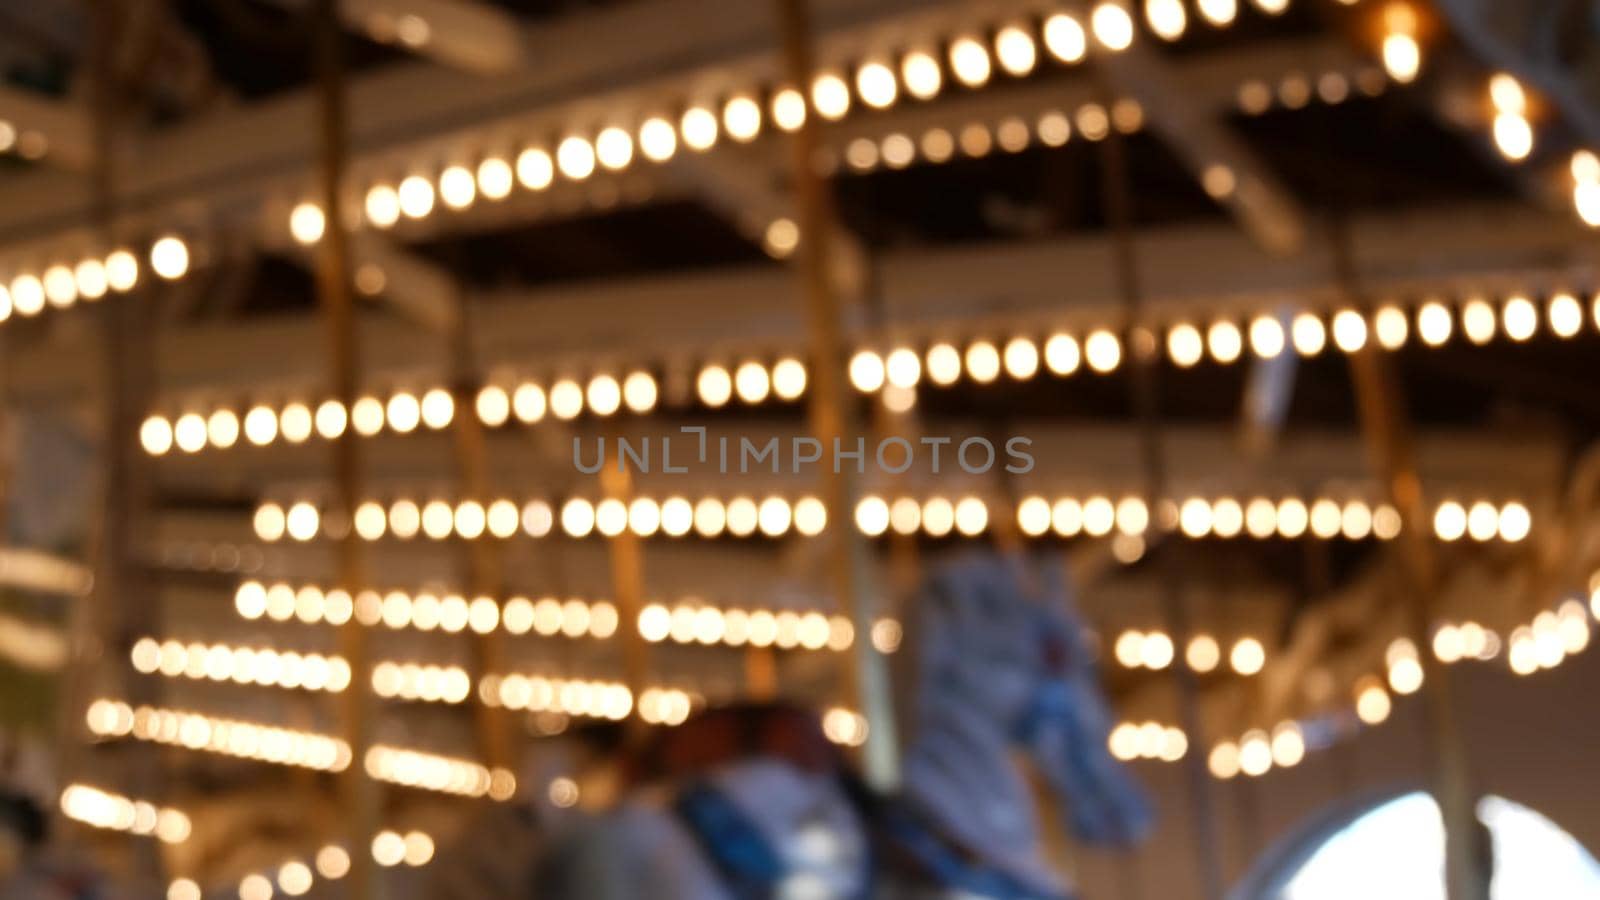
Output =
[{"x1": 0, "y1": 0, "x2": 1597, "y2": 897}]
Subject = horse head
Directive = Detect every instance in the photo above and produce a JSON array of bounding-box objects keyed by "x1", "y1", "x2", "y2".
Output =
[{"x1": 895, "y1": 552, "x2": 1153, "y2": 894}]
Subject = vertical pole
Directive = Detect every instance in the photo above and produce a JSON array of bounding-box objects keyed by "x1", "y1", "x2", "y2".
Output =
[
  {"x1": 599, "y1": 463, "x2": 652, "y2": 711},
  {"x1": 772, "y1": 0, "x2": 898, "y2": 790},
  {"x1": 74, "y1": 0, "x2": 165, "y2": 884},
  {"x1": 444, "y1": 302, "x2": 512, "y2": 769},
  {"x1": 1331, "y1": 221, "x2": 1488, "y2": 900},
  {"x1": 311, "y1": 3, "x2": 379, "y2": 897},
  {"x1": 1098, "y1": 119, "x2": 1225, "y2": 899}
]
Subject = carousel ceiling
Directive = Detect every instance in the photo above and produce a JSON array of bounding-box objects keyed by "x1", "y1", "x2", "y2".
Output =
[{"x1": 2, "y1": 0, "x2": 1600, "y2": 894}]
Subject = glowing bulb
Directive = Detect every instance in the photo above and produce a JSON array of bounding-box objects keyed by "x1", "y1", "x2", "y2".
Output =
[
  {"x1": 722, "y1": 96, "x2": 762, "y2": 142},
  {"x1": 397, "y1": 175, "x2": 435, "y2": 218},
  {"x1": 556, "y1": 136, "x2": 596, "y2": 180},
  {"x1": 855, "y1": 62, "x2": 898, "y2": 109},
  {"x1": 1548, "y1": 293, "x2": 1583, "y2": 338},
  {"x1": 811, "y1": 73, "x2": 851, "y2": 120},
  {"x1": 586, "y1": 375, "x2": 621, "y2": 416},
  {"x1": 1417, "y1": 301, "x2": 1452, "y2": 345},
  {"x1": 1145, "y1": 0, "x2": 1187, "y2": 40},
  {"x1": 106, "y1": 249, "x2": 138, "y2": 292},
  {"x1": 150, "y1": 236, "x2": 189, "y2": 280},
  {"x1": 948, "y1": 37, "x2": 992, "y2": 88},
  {"x1": 516, "y1": 148, "x2": 554, "y2": 190},
  {"x1": 964, "y1": 341, "x2": 1000, "y2": 383},
  {"x1": 680, "y1": 107, "x2": 719, "y2": 151},
  {"x1": 994, "y1": 25, "x2": 1037, "y2": 77},
  {"x1": 1249, "y1": 316, "x2": 1285, "y2": 358},
  {"x1": 1044, "y1": 333, "x2": 1081, "y2": 375},
  {"x1": 477, "y1": 156, "x2": 513, "y2": 199},
  {"x1": 697, "y1": 365, "x2": 732, "y2": 407},
  {"x1": 638, "y1": 117, "x2": 676, "y2": 162},
  {"x1": 623, "y1": 371, "x2": 658, "y2": 413},
  {"x1": 1206, "y1": 320, "x2": 1243, "y2": 363},
  {"x1": 1462, "y1": 298, "x2": 1497, "y2": 344},
  {"x1": 1090, "y1": 3, "x2": 1136, "y2": 51},
  {"x1": 849, "y1": 351, "x2": 885, "y2": 392},
  {"x1": 901, "y1": 52, "x2": 942, "y2": 100},
  {"x1": 1374, "y1": 305, "x2": 1408, "y2": 349},
  {"x1": 1043, "y1": 13, "x2": 1089, "y2": 63},
  {"x1": 1382, "y1": 32, "x2": 1420, "y2": 84},
  {"x1": 1331, "y1": 309, "x2": 1367, "y2": 352},
  {"x1": 771, "y1": 89, "x2": 806, "y2": 132},
  {"x1": 1230, "y1": 637, "x2": 1265, "y2": 675},
  {"x1": 476, "y1": 385, "x2": 510, "y2": 426},
  {"x1": 289, "y1": 202, "x2": 326, "y2": 244},
  {"x1": 549, "y1": 379, "x2": 583, "y2": 420},
  {"x1": 141, "y1": 416, "x2": 174, "y2": 456},
  {"x1": 438, "y1": 165, "x2": 476, "y2": 209},
  {"x1": 1502, "y1": 295, "x2": 1537, "y2": 341},
  {"x1": 420, "y1": 387, "x2": 454, "y2": 429},
  {"x1": 595, "y1": 126, "x2": 634, "y2": 170},
  {"x1": 1493, "y1": 112, "x2": 1533, "y2": 162},
  {"x1": 1085, "y1": 329, "x2": 1121, "y2": 372},
  {"x1": 365, "y1": 184, "x2": 400, "y2": 227},
  {"x1": 1197, "y1": 0, "x2": 1237, "y2": 26},
  {"x1": 1433, "y1": 500, "x2": 1467, "y2": 541}
]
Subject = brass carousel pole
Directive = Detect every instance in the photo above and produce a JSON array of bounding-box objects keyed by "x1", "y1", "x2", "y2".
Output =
[
  {"x1": 444, "y1": 303, "x2": 513, "y2": 769},
  {"x1": 1333, "y1": 222, "x2": 1489, "y2": 900},
  {"x1": 73, "y1": 0, "x2": 166, "y2": 885},
  {"x1": 311, "y1": 3, "x2": 380, "y2": 898},
  {"x1": 773, "y1": 0, "x2": 899, "y2": 790},
  {"x1": 600, "y1": 462, "x2": 652, "y2": 722},
  {"x1": 1098, "y1": 104, "x2": 1225, "y2": 899}
]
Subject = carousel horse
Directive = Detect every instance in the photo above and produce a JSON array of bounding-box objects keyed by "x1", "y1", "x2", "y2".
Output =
[{"x1": 433, "y1": 552, "x2": 1151, "y2": 899}]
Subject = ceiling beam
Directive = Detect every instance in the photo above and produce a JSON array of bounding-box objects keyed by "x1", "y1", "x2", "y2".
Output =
[
  {"x1": 3, "y1": 202, "x2": 1591, "y2": 406},
  {"x1": 1094, "y1": 40, "x2": 1307, "y2": 256},
  {"x1": 335, "y1": 0, "x2": 526, "y2": 75}
]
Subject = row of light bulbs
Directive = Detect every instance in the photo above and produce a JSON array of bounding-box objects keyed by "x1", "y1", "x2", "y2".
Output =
[
  {"x1": 1108, "y1": 721, "x2": 1190, "y2": 762},
  {"x1": 144, "y1": 287, "x2": 1600, "y2": 461},
  {"x1": 1112, "y1": 631, "x2": 1267, "y2": 675},
  {"x1": 371, "y1": 662, "x2": 473, "y2": 705},
  {"x1": 638, "y1": 603, "x2": 854, "y2": 652},
  {"x1": 60, "y1": 784, "x2": 191, "y2": 845},
  {"x1": 479, "y1": 674, "x2": 638, "y2": 722},
  {"x1": 296, "y1": 0, "x2": 1386, "y2": 245},
  {"x1": 294, "y1": 6, "x2": 1145, "y2": 247},
  {"x1": 364, "y1": 744, "x2": 517, "y2": 801},
  {"x1": 252, "y1": 494, "x2": 831, "y2": 543},
  {"x1": 234, "y1": 576, "x2": 904, "y2": 658},
  {"x1": 130, "y1": 637, "x2": 353, "y2": 693},
  {"x1": 85, "y1": 699, "x2": 352, "y2": 772},
  {"x1": 237, "y1": 580, "x2": 621, "y2": 639},
  {"x1": 1199, "y1": 580, "x2": 1600, "y2": 779},
  {"x1": 164, "y1": 833, "x2": 429, "y2": 900},
  {"x1": 822, "y1": 707, "x2": 871, "y2": 748},
  {"x1": 0, "y1": 237, "x2": 188, "y2": 326},
  {"x1": 1506, "y1": 598, "x2": 1593, "y2": 676},
  {"x1": 1207, "y1": 720, "x2": 1310, "y2": 779},
  {"x1": 250, "y1": 491, "x2": 1530, "y2": 546}
]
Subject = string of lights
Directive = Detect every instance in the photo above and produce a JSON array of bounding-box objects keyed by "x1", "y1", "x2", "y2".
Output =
[
  {"x1": 164, "y1": 831, "x2": 433, "y2": 900},
  {"x1": 232, "y1": 579, "x2": 908, "y2": 665},
  {"x1": 129, "y1": 637, "x2": 353, "y2": 694},
  {"x1": 142, "y1": 289, "x2": 1600, "y2": 458},
  {"x1": 364, "y1": 744, "x2": 517, "y2": 801},
  {"x1": 0, "y1": 238, "x2": 179, "y2": 328},
  {"x1": 59, "y1": 784, "x2": 191, "y2": 844},
  {"x1": 84, "y1": 699, "x2": 352, "y2": 773},
  {"x1": 247, "y1": 492, "x2": 1532, "y2": 544}
]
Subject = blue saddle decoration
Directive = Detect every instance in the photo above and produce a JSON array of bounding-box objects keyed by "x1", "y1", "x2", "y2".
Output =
[
  {"x1": 877, "y1": 799, "x2": 1073, "y2": 900},
  {"x1": 674, "y1": 782, "x2": 787, "y2": 899}
]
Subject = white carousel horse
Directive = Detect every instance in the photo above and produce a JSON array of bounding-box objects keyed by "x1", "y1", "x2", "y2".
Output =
[{"x1": 432, "y1": 552, "x2": 1151, "y2": 899}]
